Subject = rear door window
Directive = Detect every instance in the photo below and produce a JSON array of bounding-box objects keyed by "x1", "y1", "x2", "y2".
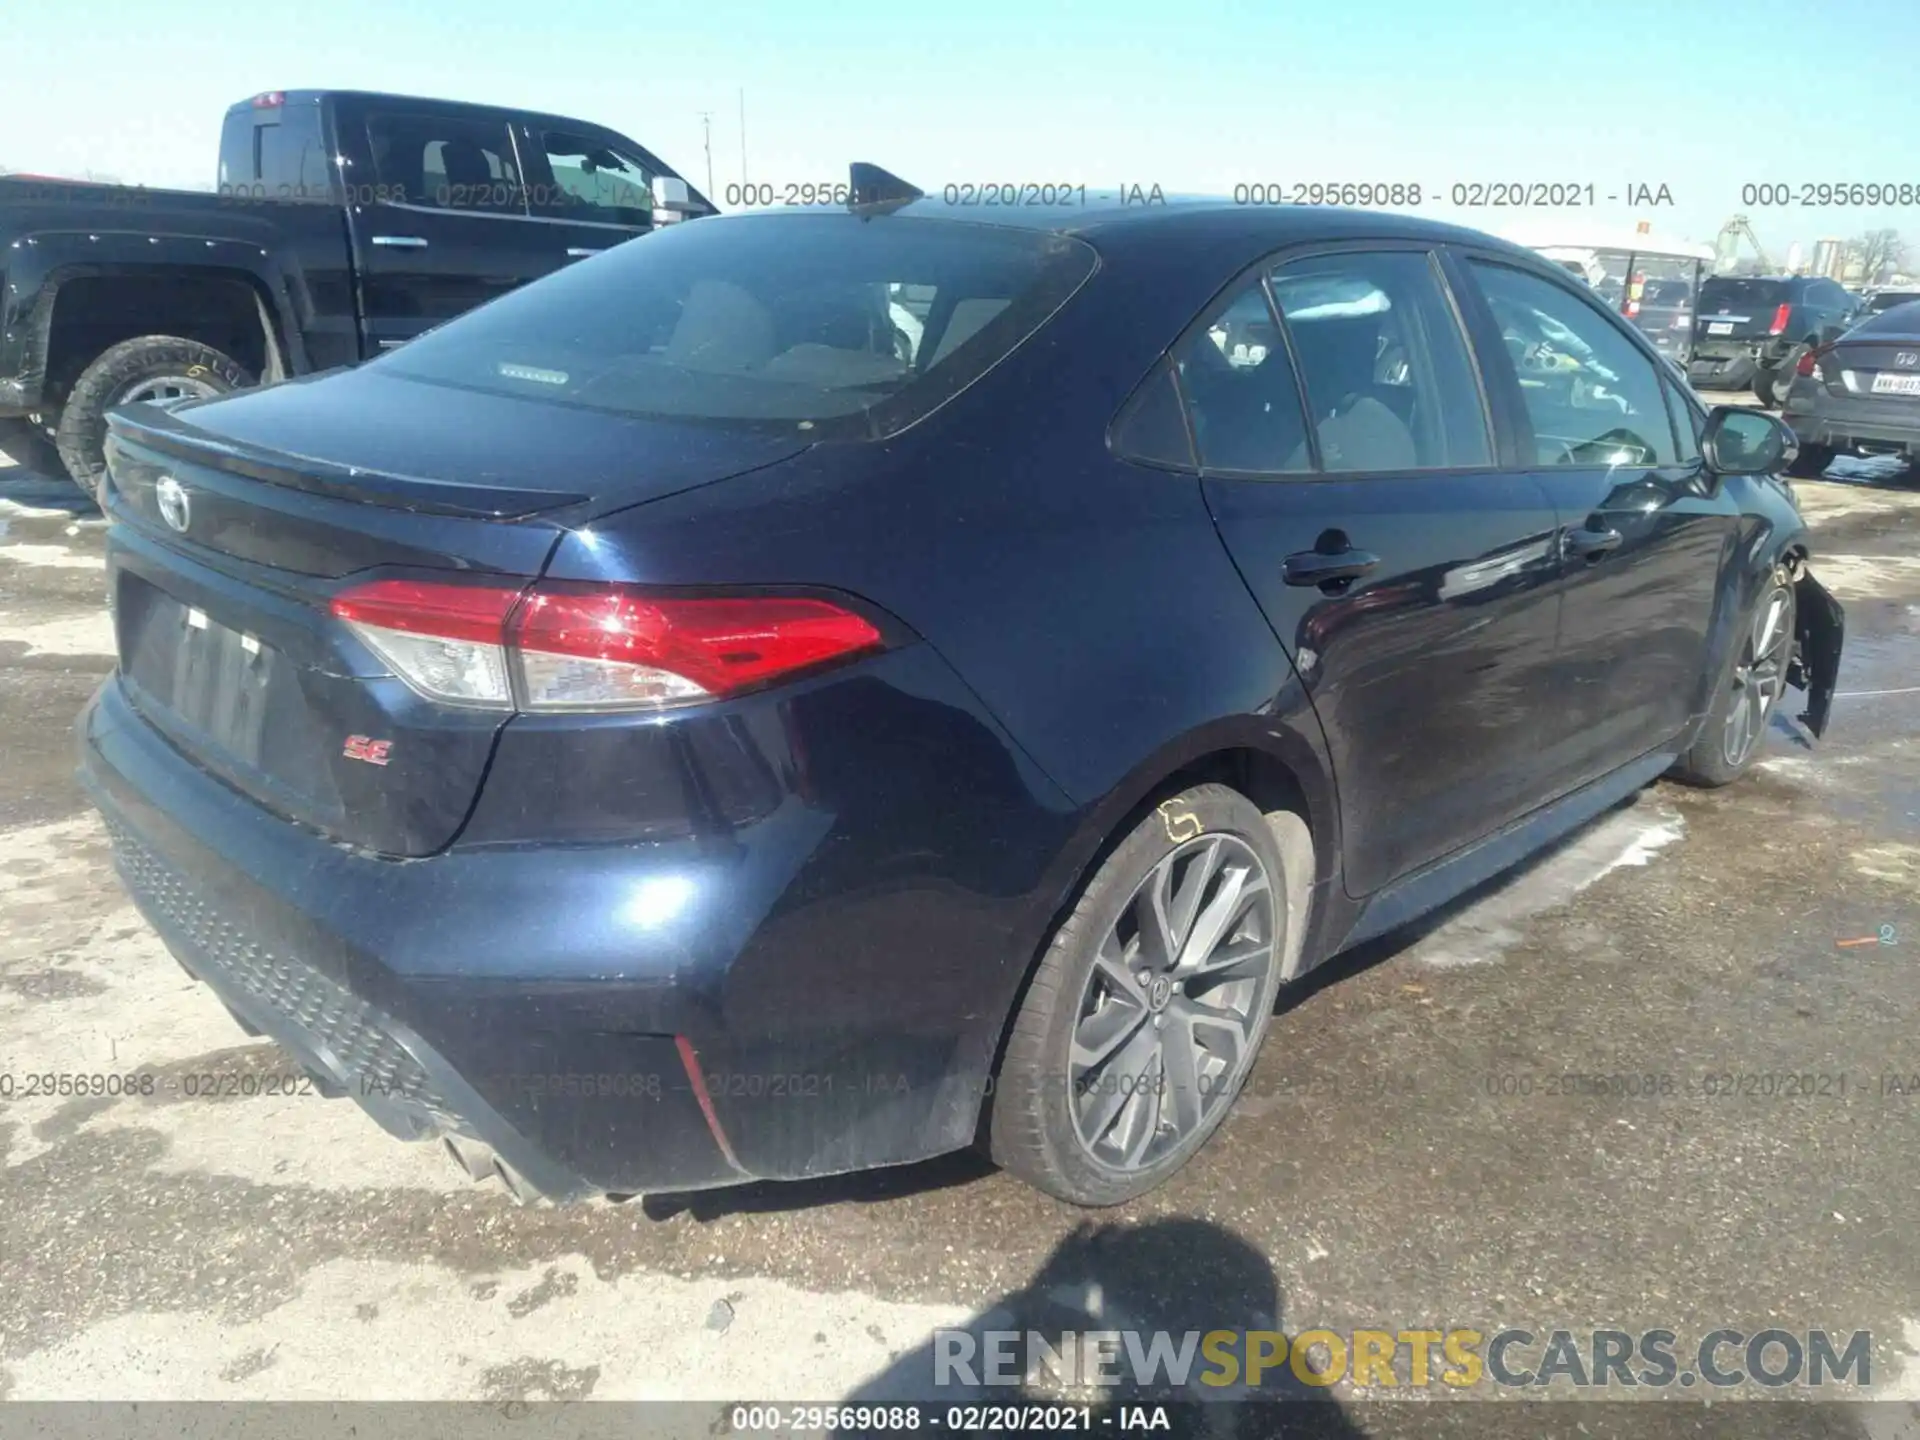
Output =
[
  {"x1": 365, "y1": 112, "x2": 526, "y2": 214},
  {"x1": 1111, "y1": 362, "x2": 1196, "y2": 470},
  {"x1": 1466, "y1": 260, "x2": 1679, "y2": 467},
  {"x1": 1171, "y1": 281, "x2": 1313, "y2": 473},
  {"x1": 1269, "y1": 250, "x2": 1492, "y2": 472}
]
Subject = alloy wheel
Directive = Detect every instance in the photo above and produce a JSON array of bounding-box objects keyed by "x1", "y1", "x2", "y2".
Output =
[
  {"x1": 1723, "y1": 586, "x2": 1792, "y2": 767},
  {"x1": 114, "y1": 374, "x2": 223, "y2": 407},
  {"x1": 1068, "y1": 833, "x2": 1277, "y2": 1172}
]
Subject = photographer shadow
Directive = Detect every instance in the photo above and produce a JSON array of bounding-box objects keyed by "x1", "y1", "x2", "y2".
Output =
[{"x1": 835, "y1": 1216, "x2": 1365, "y2": 1438}]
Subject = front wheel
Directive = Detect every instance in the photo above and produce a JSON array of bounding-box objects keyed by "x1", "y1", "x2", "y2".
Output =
[
  {"x1": 54, "y1": 336, "x2": 252, "y2": 500},
  {"x1": 1670, "y1": 568, "x2": 1797, "y2": 787},
  {"x1": 988, "y1": 783, "x2": 1291, "y2": 1206}
]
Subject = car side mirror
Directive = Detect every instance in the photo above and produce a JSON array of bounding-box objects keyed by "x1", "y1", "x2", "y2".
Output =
[
  {"x1": 649, "y1": 175, "x2": 696, "y2": 224},
  {"x1": 1701, "y1": 405, "x2": 1794, "y2": 476}
]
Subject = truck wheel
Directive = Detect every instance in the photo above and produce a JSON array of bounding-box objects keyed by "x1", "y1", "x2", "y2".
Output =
[{"x1": 54, "y1": 337, "x2": 252, "y2": 500}]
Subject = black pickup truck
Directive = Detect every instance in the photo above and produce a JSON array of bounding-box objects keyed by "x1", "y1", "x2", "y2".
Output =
[{"x1": 0, "y1": 89, "x2": 711, "y2": 495}]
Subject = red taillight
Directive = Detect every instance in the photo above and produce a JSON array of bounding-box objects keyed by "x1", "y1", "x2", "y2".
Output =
[
  {"x1": 329, "y1": 579, "x2": 882, "y2": 712},
  {"x1": 330, "y1": 577, "x2": 522, "y2": 644},
  {"x1": 515, "y1": 590, "x2": 883, "y2": 702},
  {"x1": 330, "y1": 579, "x2": 525, "y2": 708},
  {"x1": 1769, "y1": 303, "x2": 1792, "y2": 335}
]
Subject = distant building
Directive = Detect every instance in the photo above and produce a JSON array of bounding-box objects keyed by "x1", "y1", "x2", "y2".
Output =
[
  {"x1": 1811, "y1": 239, "x2": 1844, "y2": 279},
  {"x1": 1785, "y1": 241, "x2": 1804, "y2": 274}
]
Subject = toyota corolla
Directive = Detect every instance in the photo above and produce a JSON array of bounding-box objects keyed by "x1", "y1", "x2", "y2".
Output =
[{"x1": 80, "y1": 172, "x2": 1844, "y2": 1206}]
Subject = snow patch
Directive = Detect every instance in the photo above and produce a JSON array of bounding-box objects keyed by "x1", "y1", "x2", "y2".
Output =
[
  {"x1": 1414, "y1": 801, "x2": 1685, "y2": 970},
  {"x1": 0, "y1": 541, "x2": 105, "y2": 571},
  {"x1": 0, "y1": 609, "x2": 115, "y2": 656}
]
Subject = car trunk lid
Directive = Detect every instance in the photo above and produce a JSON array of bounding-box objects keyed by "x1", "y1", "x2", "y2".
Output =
[
  {"x1": 1820, "y1": 338, "x2": 1920, "y2": 401},
  {"x1": 101, "y1": 385, "x2": 812, "y2": 858}
]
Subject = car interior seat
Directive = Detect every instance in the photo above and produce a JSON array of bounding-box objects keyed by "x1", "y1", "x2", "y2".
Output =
[
  {"x1": 438, "y1": 139, "x2": 498, "y2": 202},
  {"x1": 1287, "y1": 318, "x2": 1418, "y2": 471},
  {"x1": 665, "y1": 280, "x2": 777, "y2": 373},
  {"x1": 1179, "y1": 327, "x2": 1307, "y2": 471}
]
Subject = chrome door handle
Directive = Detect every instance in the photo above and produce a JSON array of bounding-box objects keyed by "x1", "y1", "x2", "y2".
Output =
[
  {"x1": 1283, "y1": 548, "x2": 1380, "y2": 587},
  {"x1": 1563, "y1": 525, "x2": 1623, "y2": 559},
  {"x1": 565, "y1": 247, "x2": 602, "y2": 258},
  {"x1": 370, "y1": 235, "x2": 429, "y2": 249}
]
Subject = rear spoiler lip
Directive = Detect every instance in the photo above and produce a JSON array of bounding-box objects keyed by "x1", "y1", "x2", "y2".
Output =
[{"x1": 105, "y1": 403, "x2": 590, "y2": 520}]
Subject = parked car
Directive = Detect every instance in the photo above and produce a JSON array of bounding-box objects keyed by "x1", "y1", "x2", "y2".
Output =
[
  {"x1": 1506, "y1": 226, "x2": 1712, "y2": 366},
  {"x1": 1781, "y1": 299, "x2": 1920, "y2": 476},
  {"x1": 1687, "y1": 274, "x2": 1861, "y2": 406},
  {"x1": 79, "y1": 183, "x2": 1844, "y2": 1207},
  {"x1": 0, "y1": 90, "x2": 710, "y2": 496},
  {"x1": 1862, "y1": 287, "x2": 1920, "y2": 318}
]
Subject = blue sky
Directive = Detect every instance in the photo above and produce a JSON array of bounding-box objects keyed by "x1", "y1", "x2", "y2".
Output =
[{"x1": 6, "y1": 0, "x2": 1915, "y2": 260}]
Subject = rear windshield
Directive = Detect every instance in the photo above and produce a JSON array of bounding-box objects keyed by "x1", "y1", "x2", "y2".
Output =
[
  {"x1": 374, "y1": 213, "x2": 1097, "y2": 440},
  {"x1": 1867, "y1": 291, "x2": 1920, "y2": 314},
  {"x1": 1854, "y1": 300, "x2": 1920, "y2": 334},
  {"x1": 1698, "y1": 278, "x2": 1788, "y2": 311}
]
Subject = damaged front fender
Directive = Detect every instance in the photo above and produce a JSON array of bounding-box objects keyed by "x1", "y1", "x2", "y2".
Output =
[{"x1": 1790, "y1": 571, "x2": 1844, "y2": 739}]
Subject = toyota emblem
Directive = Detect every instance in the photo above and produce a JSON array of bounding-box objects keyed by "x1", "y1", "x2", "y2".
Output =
[
  {"x1": 155, "y1": 475, "x2": 191, "y2": 533},
  {"x1": 1897, "y1": 352, "x2": 1918, "y2": 368}
]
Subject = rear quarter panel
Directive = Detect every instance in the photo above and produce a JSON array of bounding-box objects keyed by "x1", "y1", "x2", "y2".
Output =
[{"x1": 542, "y1": 258, "x2": 1345, "y2": 995}]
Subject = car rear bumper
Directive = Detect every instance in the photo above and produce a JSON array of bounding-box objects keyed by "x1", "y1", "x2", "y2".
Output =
[
  {"x1": 79, "y1": 655, "x2": 1073, "y2": 1199},
  {"x1": 1783, "y1": 391, "x2": 1920, "y2": 455},
  {"x1": 1687, "y1": 339, "x2": 1795, "y2": 389}
]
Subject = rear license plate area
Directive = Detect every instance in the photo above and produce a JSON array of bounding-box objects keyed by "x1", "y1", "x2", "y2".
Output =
[
  {"x1": 1869, "y1": 372, "x2": 1920, "y2": 396},
  {"x1": 121, "y1": 577, "x2": 280, "y2": 765}
]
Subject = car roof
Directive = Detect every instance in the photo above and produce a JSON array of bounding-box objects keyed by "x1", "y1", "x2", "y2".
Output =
[
  {"x1": 733, "y1": 195, "x2": 1553, "y2": 268},
  {"x1": 225, "y1": 90, "x2": 618, "y2": 134}
]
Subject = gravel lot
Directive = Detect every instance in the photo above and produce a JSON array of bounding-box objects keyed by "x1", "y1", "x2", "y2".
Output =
[{"x1": 1, "y1": 413, "x2": 1917, "y2": 1434}]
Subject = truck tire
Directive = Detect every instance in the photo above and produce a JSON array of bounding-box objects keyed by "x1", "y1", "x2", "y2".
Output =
[
  {"x1": 54, "y1": 336, "x2": 253, "y2": 500},
  {"x1": 1752, "y1": 366, "x2": 1791, "y2": 409}
]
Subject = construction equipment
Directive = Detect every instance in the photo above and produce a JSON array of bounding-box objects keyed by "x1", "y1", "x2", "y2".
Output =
[{"x1": 1713, "y1": 215, "x2": 1776, "y2": 275}]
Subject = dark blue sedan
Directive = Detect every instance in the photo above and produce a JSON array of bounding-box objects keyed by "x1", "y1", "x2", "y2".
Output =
[{"x1": 81, "y1": 177, "x2": 1843, "y2": 1206}]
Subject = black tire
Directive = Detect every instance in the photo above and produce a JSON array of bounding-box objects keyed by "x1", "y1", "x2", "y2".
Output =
[
  {"x1": 989, "y1": 783, "x2": 1292, "y2": 1206},
  {"x1": 1669, "y1": 566, "x2": 1797, "y2": 788},
  {"x1": 54, "y1": 336, "x2": 252, "y2": 499},
  {"x1": 1787, "y1": 441, "x2": 1835, "y2": 479}
]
